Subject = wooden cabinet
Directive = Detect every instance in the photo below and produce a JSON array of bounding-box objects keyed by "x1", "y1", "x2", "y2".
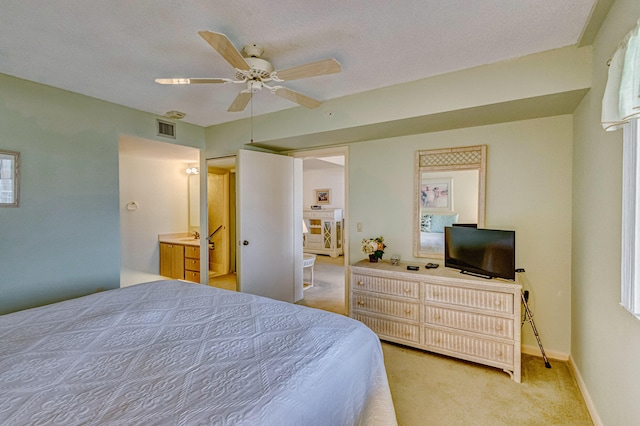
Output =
[
  {"x1": 159, "y1": 243, "x2": 200, "y2": 283},
  {"x1": 350, "y1": 260, "x2": 522, "y2": 382},
  {"x1": 303, "y1": 209, "x2": 343, "y2": 257},
  {"x1": 160, "y1": 243, "x2": 184, "y2": 279}
]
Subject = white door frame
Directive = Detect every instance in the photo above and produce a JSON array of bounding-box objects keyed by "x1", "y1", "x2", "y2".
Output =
[{"x1": 290, "y1": 146, "x2": 349, "y2": 312}]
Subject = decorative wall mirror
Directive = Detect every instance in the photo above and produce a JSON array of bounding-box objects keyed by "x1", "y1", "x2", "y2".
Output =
[
  {"x1": 414, "y1": 145, "x2": 486, "y2": 258},
  {"x1": 0, "y1": 150, "x2": 20, "y2": 207}
]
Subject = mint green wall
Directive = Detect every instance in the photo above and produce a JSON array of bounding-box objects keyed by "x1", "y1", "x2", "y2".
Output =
[
  {"x1": 572, "y1": 0, "x2": 640, "y2": 423},
  {"x1": 349, "y1": 116, "x2": 573, "y2": 355},
  {"x1": 0, "y1": 74, "x2": 204, "y2": 314}
]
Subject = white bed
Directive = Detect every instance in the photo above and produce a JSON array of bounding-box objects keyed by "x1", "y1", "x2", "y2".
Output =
[
  {"x1": 420, "y1": 231, "x2": 445, "y2": 253},
  {"x1": 0, "y1": 280, "x2": 397, "y2": 425}
]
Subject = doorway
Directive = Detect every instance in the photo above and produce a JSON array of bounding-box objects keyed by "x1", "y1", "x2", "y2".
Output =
[
  {"x1": 206, "y1": 156, "x2": 237, "y2": 291},
  {"x1": 118, "y1": 135, "x2": 200, "y2": 287},
  {"x1": 292, "y1": 147, "x2": 348, "y2": 315}
]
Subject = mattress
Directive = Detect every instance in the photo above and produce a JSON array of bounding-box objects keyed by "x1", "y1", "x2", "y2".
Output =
[{"x1": 0, "y1": 280, "x2": 396, "y2": 425}]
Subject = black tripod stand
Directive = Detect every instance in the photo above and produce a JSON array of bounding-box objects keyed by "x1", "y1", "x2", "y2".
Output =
[{"x1": 520, "y1": 273, "x2": 551, "y2": 369}]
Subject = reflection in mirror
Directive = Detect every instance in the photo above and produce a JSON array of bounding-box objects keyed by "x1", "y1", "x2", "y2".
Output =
[
  {"x1": 414, "y1": 145, "x2": 486, "y2": 258},
  {"x1": 188, "y1": 172, "x2": 200, "y2": 229},
  {"x1": 0, "y1": 150, "x2": 19, "y2": 207}
]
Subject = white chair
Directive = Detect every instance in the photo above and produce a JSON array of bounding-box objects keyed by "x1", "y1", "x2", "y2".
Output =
[{"x1": 303, "y1": 254, "x2": 316, "y2": 289}]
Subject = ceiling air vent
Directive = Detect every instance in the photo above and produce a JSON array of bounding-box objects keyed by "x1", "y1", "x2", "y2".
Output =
[{"x1": 157, "y1": 119, "x2": 176, "y2": 139}]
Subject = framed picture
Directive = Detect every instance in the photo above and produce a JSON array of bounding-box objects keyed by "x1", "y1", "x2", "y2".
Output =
[
  {"x1": 315, "y1": 188, "x2": 331, "y2": 205},
  {"x1": 0, "y1": 150, "x2": 20, "y2": 207},
  {"x1": 419, "y1": 177, "x2": 452, "y2": 211}
]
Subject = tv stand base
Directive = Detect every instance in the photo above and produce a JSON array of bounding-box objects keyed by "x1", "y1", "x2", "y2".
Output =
[{"x1": 460, "y1": 270, "x2": 492, "y2": 280}]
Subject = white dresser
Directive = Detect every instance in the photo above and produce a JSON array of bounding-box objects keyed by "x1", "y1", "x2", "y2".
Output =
[
  {"x1": 349, "y1": 260, "x2": 522, "y2": 382},
  {"x1": 303, "y1": 209, "x2": 343, "y2": 258}
]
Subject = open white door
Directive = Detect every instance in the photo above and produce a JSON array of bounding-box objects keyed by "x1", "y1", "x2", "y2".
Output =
[{"x1": 237, "y1": 149, "x2": 302, "y2": 302}]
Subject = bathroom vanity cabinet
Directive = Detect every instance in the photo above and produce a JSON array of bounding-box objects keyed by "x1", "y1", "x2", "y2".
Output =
[{"x1": 159, "y1": 240, "x2": 200, "y2": 283}]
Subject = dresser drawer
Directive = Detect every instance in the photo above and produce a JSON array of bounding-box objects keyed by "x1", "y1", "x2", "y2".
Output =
[
  {"x1": 352, "y1": 292, "x2": 420, "y2": 321},
  {"x1": 185, "y1": 258, "x2": 200, "y2": 272},
  {"x1": 424, "y1": 306, "x2": 514, "y2": 339},
  {"x1": 423, "y1": 284, "x2": 514, "y2": 314},
  {"x1": 184, "y1": 270, "x2": 200, "y2": 283},
  {"x1": 352, "y1": 274, "x2": 419, "y2": 299},
  {"x1": 306, "y1": 211, "x2": 332, "y2": 219},
  {"x1": 423, "y1": 327, "x2": 514, "y2": 366},
  {"x1": 353, "y1": 313, "x2": 420, "y2": 344},
  {"x1": 185, "y1": 246, "x2": 200, "y2": 259}
]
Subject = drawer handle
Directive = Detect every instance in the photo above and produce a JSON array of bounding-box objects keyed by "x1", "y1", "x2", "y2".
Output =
[
  {"x1": 432, "y1": 290, "x2": 440, "y2": 297},
  {"x1": 357, "y1": 301, "x2": 365, "y2": 306},
  {"x1": 434, "y1": 314, "x2": 441, "y2": 320},
  {"x1": 495, "y1": 299, "x2": 502, "y2": 306},
  {"x1": 402, "y1": 330, "x2": 411, "y2": 337},
  {"x1": 495, "y1": 350, "x2": 503, "y2": 357},
  {"x1": 357, "y1": 281, "x2": 364, "y2": 286},
  {"x1": 404, "y1": 309, "x2": 412, "y2": 315},
  {"x1": 403, "y1": 287, "x2": 411, "y2": 293},
  {"x1": 495, "y1": 324, "x2": 503, "y2": 331}
]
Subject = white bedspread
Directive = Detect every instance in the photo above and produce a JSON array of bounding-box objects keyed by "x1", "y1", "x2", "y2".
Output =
[{"x1": 0, "y1": 280, "x2": 396, "y2": 425}]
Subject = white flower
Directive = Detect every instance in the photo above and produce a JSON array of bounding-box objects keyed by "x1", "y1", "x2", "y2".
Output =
[{"x1": 362, "y1": 236, "x2": 386, "y2": 256}]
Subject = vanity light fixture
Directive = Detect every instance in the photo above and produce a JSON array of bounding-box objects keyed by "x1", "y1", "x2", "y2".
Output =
[{"x1": 186, "y1": 167, "x2": 199, "y2": 175}]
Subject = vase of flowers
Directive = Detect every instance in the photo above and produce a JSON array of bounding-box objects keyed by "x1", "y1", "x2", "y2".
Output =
[{"x1": 362, "y1": 236, "x2": 386, "y2": 262}]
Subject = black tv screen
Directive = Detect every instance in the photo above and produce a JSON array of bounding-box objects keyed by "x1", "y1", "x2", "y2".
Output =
[{"x1": 444, "y1": 226, "x2": 515, "y2": 280}]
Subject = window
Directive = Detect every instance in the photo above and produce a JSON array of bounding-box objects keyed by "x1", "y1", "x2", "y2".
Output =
[
  {"x1": 622, "y1": 119, "x2": 640, "y2": 317},
  {"x1": 0, "y1": 150, "x2": 19, "y2": 207}
]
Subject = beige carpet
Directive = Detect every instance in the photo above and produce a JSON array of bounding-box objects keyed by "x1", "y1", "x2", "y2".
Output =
[
  {"x1": 296, "y1": 254, "x2": 346, "y2": 315},
  {"x1": 384, "y1": 343, "x2": 593, "y2": 425}
]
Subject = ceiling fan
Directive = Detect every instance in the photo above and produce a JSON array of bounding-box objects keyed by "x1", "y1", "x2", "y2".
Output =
[{"x1": 155, "y1": 31, "x2": 341, "y2": 112}]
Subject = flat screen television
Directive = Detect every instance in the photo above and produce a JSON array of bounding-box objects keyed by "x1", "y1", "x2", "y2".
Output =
[{"x1": 444, "y1": 226, "x2": 515, "y2": 280}]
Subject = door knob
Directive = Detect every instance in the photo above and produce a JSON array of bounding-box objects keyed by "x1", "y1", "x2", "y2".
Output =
[{"x1": 242, "y1": 240, "x2": 249, "y2": 246}]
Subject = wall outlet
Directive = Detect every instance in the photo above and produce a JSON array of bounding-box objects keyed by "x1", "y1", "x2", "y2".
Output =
[{"x1": 357, "y1": 222, "x2": 363, "y2": 232}]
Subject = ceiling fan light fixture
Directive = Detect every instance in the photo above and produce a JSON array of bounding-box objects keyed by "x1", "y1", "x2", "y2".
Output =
[{"x1": 156, "y1": 31, "x2": 341, "y2": 112}]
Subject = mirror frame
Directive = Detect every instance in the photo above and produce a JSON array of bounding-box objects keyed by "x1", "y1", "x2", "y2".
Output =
[
  {"x1": 413, "y1": 145, "x2": 486, "y2": 258},
  {"x1": 0, "y1": 150, "x2": 20, "y2": 208}
]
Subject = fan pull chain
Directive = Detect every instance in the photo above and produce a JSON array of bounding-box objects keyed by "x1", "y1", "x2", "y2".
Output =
[{"x1": 250, "y1": 81, "x2": 254, "y2": 144}]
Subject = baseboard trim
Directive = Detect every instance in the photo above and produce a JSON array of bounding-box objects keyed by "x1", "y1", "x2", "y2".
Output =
[
  {"x1": 568, "y1": 355, "x2": 603, "y2": 426},
  {"x1": 521, "y1": 344, "x2": 568, "y2": 361}
]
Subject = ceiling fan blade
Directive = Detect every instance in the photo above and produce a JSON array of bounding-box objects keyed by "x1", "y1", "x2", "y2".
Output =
[
  {"x1": 228, "y1": 91, "x2": 253, "y2": 112},
  {"x1": 275, "y1": 58, "x2": 341, "y2": 81},
  {"x1": 155, "y1": 78, "x2": 230, "y2": 85},
  {"x1": 198, "y1": 31, "x2": 250, "y2": 71},
  {"x1": 275, "y1": 87, "x2": 322, "y2": 109}
]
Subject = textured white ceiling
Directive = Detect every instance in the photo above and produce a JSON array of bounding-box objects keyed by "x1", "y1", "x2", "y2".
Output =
[{"x1": 0, "y1": 0, "x2": 597, "y2": 127}]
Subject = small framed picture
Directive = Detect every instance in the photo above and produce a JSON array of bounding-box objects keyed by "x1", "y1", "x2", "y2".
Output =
[
  {"x1": 315, "y1": 188, "x2": 331, "y2": 205},
  {"x1": 420, "y1": 177, "x2": 452, "y2": 211}
]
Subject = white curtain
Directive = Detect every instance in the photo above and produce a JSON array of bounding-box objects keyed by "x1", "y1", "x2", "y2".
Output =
[{"x1": 602, "y1": 19, "x2": 640, "y2": 131}]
